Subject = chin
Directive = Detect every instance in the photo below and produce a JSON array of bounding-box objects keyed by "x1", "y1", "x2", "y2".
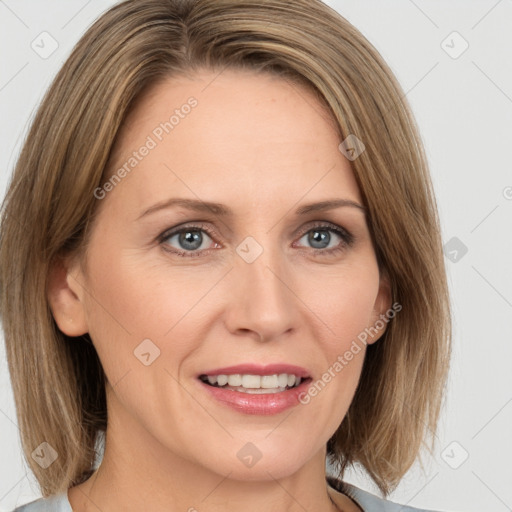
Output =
[
  {"x1": 218, "y1": 459, "x2": 305, "y2": 483},
  {"x1": 202, "y1": 436, "x2": 318, "y2": 482}
]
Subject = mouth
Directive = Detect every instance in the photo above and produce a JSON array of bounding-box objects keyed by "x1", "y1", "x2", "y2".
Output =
[
  {"x1": 199, "y1": 373, "x2": 304, "y2": 394},
  {"x1": 196, "y1": 364, "x2": 312, "y2": 415}
]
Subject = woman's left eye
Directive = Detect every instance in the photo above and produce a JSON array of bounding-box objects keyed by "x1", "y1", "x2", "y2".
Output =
[
  {"x1": 295, "y1": 223, "x2": 354, "y2": 254},
  {"x1": 159, "y1": 222, "x2": 353, "y2": 258}
]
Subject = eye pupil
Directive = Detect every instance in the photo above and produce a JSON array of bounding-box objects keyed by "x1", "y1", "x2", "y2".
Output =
[
  {"x1": 180, "y1": 230, "x2": 202, "y2": 250},
  {"x1": 309, "y1": 229, "x2": 330, "y2": 249}
]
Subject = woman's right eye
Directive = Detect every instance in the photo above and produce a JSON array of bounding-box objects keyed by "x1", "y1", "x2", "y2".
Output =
[{"x1": 160, "y1": 224, "x2": 219, "y2": 257}]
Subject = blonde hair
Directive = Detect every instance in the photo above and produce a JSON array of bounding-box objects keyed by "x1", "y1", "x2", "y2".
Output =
[{"x1": 0, "y1": 0, "x2": 451, "y2": 498}]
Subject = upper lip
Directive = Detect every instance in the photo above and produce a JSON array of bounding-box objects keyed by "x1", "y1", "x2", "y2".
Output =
[{"x1": 198, "y1": 363, "x2": 310, "y2": 378}]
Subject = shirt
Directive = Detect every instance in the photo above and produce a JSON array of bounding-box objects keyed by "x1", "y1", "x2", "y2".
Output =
[{"x1": 11, "y1": 477, "x2": 442, "y2": 511}]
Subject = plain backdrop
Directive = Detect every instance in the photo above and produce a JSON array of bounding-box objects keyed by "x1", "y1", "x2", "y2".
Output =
[{"x1": 1, "y1": 1, "x2": 511, "y2": 511}]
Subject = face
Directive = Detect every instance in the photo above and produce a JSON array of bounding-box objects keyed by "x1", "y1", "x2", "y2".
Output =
[{"x1": 50, "y1": 68, "x2": 390, "y2": 481}]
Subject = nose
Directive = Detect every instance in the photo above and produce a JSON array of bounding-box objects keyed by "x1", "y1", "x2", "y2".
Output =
[{"x1": 224, "y1": 243, "x2": 298, "y2": 342}]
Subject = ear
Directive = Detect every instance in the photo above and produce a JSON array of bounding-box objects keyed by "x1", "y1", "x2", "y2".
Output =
[
  {"x1": 47, "y1": 254, "x2": 88, "y2": 336},
  {"x1": 366, "y1": 269, "x2": 393, "y2": 345}
]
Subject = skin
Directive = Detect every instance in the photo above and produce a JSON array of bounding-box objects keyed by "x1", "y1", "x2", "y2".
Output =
[{"x1": 48, "y1": 68, "x2": 391, "y2": 512}]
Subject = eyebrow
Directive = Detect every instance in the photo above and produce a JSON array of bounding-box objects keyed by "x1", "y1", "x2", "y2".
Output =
[{"x1": 137, "y1": 197, "x2": 366, "y2": 220}]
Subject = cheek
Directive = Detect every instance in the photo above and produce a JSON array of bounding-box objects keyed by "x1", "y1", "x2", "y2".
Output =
[
  {"x1": 294, "y1": 275, "x2": 376, "y2": 443},
  {"x1": 304, "y1": 260, "x2": 380, "y2": 347},
  {"x1": 297, "y1": 261, "x2": 379, "y2": 407},
  {"x1": 82, "y1": 241, "x2": 191, "y2": 336},
  {"x1": 80, "y1": 245, "x2": 221, "y2": 392}
]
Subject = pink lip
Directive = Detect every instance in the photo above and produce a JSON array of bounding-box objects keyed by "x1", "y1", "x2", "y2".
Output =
[{"x1": 197, "y1": 363, "x2": 312, "y2": 416}]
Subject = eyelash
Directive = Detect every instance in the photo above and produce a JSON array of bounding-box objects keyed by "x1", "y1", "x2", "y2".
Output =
[{"x1": 158, "y1": 221, "x2": 354, "y2": 258}]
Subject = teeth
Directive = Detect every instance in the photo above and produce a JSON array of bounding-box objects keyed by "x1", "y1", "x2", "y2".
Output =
[
  {"x1": 241, "y1": 374, "x2": 260, "y2": 388},
  {"x1": 228, "y1": 374, "x2": 242, "y2": 387},
  {"x1": 261, "y1": 375, "x2": 279, "y2": 388},
  {"x1": 230, "y1": 386, "x2": 288, "y2": 394},
  {"x1": 217, "y1": 375, "x2": 228, "y2": 386},
  {"x1": 202, "y1": 373, "x2": 303, "y2": 390}
]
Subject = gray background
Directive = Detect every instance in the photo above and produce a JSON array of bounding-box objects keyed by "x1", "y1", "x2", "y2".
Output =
[{"x1": 1, "y1": 1, "x2": 511, "y2": 511}]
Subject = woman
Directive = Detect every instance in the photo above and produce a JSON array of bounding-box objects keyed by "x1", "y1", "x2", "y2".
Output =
[{"x1": 0, "y1": 0, "x2": 451, "y2": 511}]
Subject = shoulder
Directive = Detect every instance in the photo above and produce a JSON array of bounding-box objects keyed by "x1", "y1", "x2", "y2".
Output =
[
  {"x1": 10, "y1": 493, "x2": 71, "y2": 512},
  {"x1": 328, "y1": 477, "x2": 443, "y2": 512}
]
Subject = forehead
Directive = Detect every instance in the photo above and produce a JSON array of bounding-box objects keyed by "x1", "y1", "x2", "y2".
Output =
[{"x1": 103, "y1": 68, "x2": 362, "y2": 215}]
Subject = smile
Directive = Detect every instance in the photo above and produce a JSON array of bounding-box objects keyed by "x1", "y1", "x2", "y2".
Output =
[
  {"x1": 199, "y1": 373, "x2": 303, "y2": 394},
  {"x1": 197, "y1": 364, "x2": 312, "y2": 415}
]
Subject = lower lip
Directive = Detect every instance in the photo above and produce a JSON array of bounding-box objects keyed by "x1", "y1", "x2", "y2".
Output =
[{"x1": 199, "y1": 379, "x2": 311, "y2": 415}]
